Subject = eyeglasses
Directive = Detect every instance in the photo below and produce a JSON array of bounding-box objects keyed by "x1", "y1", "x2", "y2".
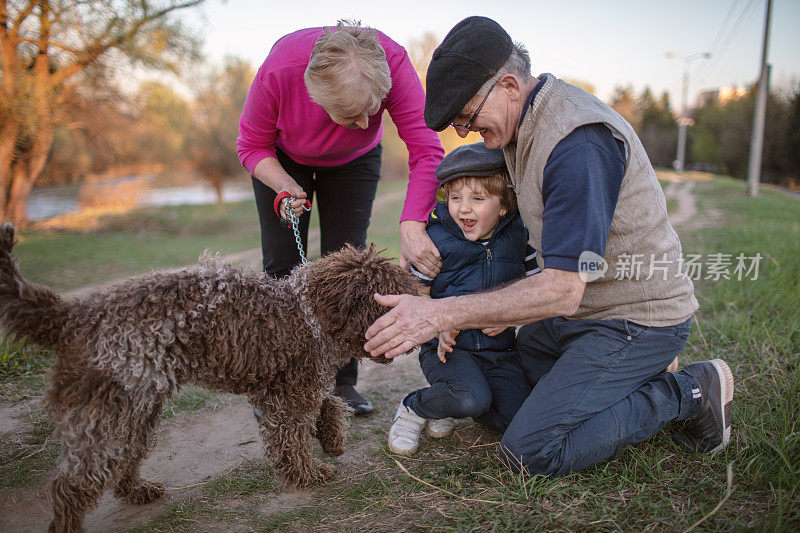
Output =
[{"x1": 450, "y1": 80, "x2": 498, "y2": 133}]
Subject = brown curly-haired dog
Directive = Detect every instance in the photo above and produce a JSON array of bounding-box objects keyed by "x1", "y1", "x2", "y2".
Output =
[{"x1": 0, "y1": 223, "x2": 419, "y2": 533}]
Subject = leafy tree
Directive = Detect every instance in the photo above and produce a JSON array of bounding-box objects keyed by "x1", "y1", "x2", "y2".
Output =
[
  {"x1": 39, "y1": 77, "x2": 127, "y2": 185},
  {"x1": 611, "y1": 86, "x2": 677, "y2": 168},
  {"x1": 784, "y1": 84, "x2": 800, "y2": 180},
  {"x1": 610, "y1": 85, "x2": 638, "y2": 129},
  {"x1": 188, "y1": 56, "x2": 253, "y2": 202},
  {"x1": 0, "y1": 0, "x2": 204, "y2": 225},
  {"x1": 689, "y1": 82, "x2": 791, "y2": 184},
  {"x1": 637, "y1": 88, "x2": 677, "y2": 168},
  {"x1": 563, "y1": 78, "x2": 596, "y2": 95},
  {"x1": 133, "y1": 80, "x2": 191, "y2": 168}
]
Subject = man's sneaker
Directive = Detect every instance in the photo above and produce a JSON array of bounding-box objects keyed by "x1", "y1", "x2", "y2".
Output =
[
  {"x1": 672, "y1": 359, "x2": 734, "y2": 453},
  {"x1": 334, "y1": 385, "x2": 374, "y2": 416},
  {"x1": 425, "y1": 417, "x2": 455, "y2": 439},
  {"x1": 388, "y1": 402, "x2": 426, "y2": 455}
]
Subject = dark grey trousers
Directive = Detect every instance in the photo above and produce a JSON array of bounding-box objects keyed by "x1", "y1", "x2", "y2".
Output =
[{"x1": 500, "y1": 317, "x2": 695, "y2": 476}]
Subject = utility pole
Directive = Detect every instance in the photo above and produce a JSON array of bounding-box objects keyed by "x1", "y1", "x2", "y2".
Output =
[
  {"x1": 747, "y1": 0, "x2": 773, "y2": 197},
  {"x1": 667, "y1": 51, "x2": 711, "y2": 173}
]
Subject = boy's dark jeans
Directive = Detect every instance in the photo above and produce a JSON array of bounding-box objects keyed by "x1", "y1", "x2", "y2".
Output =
[
  {"x1": 499, "y1": 317, "x2": 695, "y2": 476},
  {"x1": 406, "y1": 343, "x2": 532, "y2": 434}
]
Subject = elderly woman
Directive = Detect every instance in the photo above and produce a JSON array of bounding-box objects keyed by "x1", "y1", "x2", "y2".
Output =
[{"x1": 237, "y1": 21, "x2": 444, "y2": 414}]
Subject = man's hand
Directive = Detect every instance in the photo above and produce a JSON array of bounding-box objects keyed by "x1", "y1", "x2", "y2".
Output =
[
  {"x1": 364, "y1": 293, "x2": 444, "y2": 359},
  {"x1": 437, "y1": 329, "x2": 459, "y2": 362},
  {"x1": 399, "y1": 220, "x2": 441, "y2": 278}
]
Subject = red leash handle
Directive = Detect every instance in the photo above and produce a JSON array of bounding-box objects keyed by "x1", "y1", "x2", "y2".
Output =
[{"x1": 273, "y1": 191, "x2": 311, "y2": 219}]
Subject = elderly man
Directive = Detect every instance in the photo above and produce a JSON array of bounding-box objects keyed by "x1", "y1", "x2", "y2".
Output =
[{"x1": 365, "y1": 16, "x2": 734, "y2": 476}]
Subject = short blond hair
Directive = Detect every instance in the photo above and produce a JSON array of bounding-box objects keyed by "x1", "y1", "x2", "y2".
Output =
[
  {"x1": 304, "y1": 20, "x2": 392, "y2": 117},
  {"x1": 442, "y1": 171, "x2": 517, "y2": 214}
]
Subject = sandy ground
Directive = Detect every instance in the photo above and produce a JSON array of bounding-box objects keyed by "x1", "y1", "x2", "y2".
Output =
[{"x1": 0, "y1": 353, "x2": 426, "y2": 532}]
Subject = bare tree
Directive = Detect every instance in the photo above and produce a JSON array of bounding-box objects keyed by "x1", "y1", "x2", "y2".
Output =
[
  {"x1": 404, "y1": 32, "x2": 483, "y2": 154},
  {"x1": 188, "y1": 56, "x2": 253, "y2": 203},
  {"x1": 0, "y1": 0, "x2": 205, "y2": 225},
  {"x1": 407, "y1": 32, "x2": 439, "y2": 86}
]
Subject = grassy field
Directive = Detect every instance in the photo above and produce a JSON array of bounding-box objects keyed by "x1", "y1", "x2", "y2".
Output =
[
  {"x1": 2, "y1": 175, "x2": 798, "y2": 531},
  {"x1": 13, "y1": 179, "x2": 410, "y2": 292}
]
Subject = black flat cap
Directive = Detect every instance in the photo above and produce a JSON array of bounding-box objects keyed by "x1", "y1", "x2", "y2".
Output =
[
  {"x1": 424, "y1": 16, "x2": 513, "y2": 132},
  {"x1": 435, "y1": 142, "x2": 506, "y2": 185}
]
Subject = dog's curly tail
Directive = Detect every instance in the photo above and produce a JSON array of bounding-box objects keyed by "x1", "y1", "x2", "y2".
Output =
[{"x1": 0, "y1": 223, "x2": 66, "y2": 348}]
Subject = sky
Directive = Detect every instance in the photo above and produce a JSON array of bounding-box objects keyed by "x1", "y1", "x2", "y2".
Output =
[{"x1": 180, "y1": 0, "x2": 800, "y2": 107}]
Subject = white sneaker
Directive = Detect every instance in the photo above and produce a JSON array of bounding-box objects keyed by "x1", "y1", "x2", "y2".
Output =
[
  {"x1": 425, "y1": 417, "x2": 456, "y2": 439},
  {"x1": 388, "y1": 402, "x2": 426, "y2": 455}
]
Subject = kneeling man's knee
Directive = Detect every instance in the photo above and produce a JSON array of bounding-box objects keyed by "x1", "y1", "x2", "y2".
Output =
[{"x1": 498, "y1": 434, "x2": 565, "y2": 477}]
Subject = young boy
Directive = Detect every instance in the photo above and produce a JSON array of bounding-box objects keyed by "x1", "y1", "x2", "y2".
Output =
[{"x1": 389, "y1": 142, "x2": 538, "y2": 455}]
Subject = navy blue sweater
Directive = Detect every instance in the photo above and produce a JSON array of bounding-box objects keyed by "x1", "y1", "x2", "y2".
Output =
[
  {"x1": 413, "y1": 201, "x2": 536, "y2": 352},
  {"x1": 521, "y1": 78, "x2": 627, "y2": 271}
]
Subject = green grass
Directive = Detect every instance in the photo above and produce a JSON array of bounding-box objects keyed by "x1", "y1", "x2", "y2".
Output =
[
  {"x1": 362, "y1": 179, "x2": 408, "y2": 260},
  {"x1": 0, "y1": 411, "x2": 59, "y2": 489},
  {"x1": 0, "y1": 338, "x2": 52, "y2": 399},
  {"x1": 16, "y1": 200, "x2": 262, "y2": 292},
  {"x1": 255, "y1": 506, "x2": 328, "y2": 531},
  {"x1": 126, "y1": 501, "x2": 205, "y2": 533},
  {"x1": 677, "y1": 177, "x2": 800, "y2": 529},
  {"x1": 0, "y1": 338, "x2": 52, "y2": 382},
  {"x1": 161, "y1": 386, "x2": 221, "y2": 419},
  {"x1": 203, "y1": 459, "x2": 276, "y2": 497},
  {"x1": 15, "y1": 179, "x2": 411, "y2": 292}
]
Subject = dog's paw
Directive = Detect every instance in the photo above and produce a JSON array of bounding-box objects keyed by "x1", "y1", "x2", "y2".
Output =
[
  {"x1": 320, "y1": 433, "x2": 345, "y2": 457},
  {"x1": 295, "y1": 462, "x2": 335, "y2": 488},
  {"x1": 321, "y1": 442, "x2": 345, "y2": 457},
  {"x1": 116, "y1": 479, "x2": 165, "y2": 504}
]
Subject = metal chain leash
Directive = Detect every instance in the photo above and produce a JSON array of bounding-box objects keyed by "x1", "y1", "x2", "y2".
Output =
[{"x1": 284, "y1": 197, "x2": 312, "y2": 265}]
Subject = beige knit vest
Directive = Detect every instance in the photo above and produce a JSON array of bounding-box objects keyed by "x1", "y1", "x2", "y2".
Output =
[{"x1": 504, "y1": 74, "x2": 697, "y2": 326}]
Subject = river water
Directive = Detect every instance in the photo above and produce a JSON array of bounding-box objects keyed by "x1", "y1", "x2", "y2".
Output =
[{"x1": 26, "y1": 175, "x2": 254, "y2": 221}]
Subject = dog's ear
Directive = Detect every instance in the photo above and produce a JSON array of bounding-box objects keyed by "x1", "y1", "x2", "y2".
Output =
[{"x1": 305, "y1": 245, "x2": 421, "y2": 355}]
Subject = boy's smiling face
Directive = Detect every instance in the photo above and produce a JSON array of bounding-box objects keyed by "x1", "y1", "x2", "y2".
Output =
[{"x1": 446, "y1": 178, "x2": 507, "y2": 241}]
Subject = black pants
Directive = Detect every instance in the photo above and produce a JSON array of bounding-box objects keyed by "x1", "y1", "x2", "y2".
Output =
[{"x1": 251, "y1": 144, "x2": 382, "y2": 386}]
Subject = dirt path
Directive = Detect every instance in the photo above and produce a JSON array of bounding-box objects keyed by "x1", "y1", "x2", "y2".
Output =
[
  {"x1": 658, "y1": 170, "x2": 723, "y2": 230},
  {"x1": 0, "y1": 352, "x2": 426, "y2": 532},
  {"x1": 664, "y1": 180, "x2": 696, "y2": 226}
]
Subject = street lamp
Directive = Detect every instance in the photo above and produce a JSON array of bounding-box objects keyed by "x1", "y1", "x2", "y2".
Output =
[{"x1": 666, "y1": 51, "x2": 711, "y2": 173}]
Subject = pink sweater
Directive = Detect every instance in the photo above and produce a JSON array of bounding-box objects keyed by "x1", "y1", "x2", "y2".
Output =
[{"x1": 237, "y1": 27, "x2": 444, "y2": 222}]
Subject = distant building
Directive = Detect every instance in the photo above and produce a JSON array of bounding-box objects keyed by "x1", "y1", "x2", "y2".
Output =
[{"x1": 697, "y1": 86, "x2": 749, "y2": 107}]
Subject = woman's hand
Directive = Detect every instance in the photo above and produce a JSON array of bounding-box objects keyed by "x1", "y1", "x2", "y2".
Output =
[
  {"x1": 400, "y1": 220, "x2": 441, "y2": 278},
  {"x1": 253, "y1": 158, "x2": 309, "y2": 220},
  {"x1": 278, "y1": 184, "x2": 309, "y2": 220},
  {"x1": 437, "y1": 329, "x2": 459, "y2": 363}
]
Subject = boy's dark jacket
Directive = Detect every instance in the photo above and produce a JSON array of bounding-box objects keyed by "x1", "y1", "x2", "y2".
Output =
[{"x1": 424, "y1": 200, "x2": 529, "y2": 352}]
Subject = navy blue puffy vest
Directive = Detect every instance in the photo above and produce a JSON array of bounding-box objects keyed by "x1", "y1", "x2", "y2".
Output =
[{"x1": 426, "y1": 201, "x2": 529, "y2": 351}]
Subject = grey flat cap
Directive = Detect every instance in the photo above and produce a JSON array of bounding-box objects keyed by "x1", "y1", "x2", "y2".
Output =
[{"x1": 435, "y1": 142, "x2": 506, "y2": 185}]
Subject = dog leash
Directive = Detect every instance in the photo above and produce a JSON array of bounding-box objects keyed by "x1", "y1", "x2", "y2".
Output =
[{"x1": 274, "y1": 193, "x2": 312, "y2": 265}]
